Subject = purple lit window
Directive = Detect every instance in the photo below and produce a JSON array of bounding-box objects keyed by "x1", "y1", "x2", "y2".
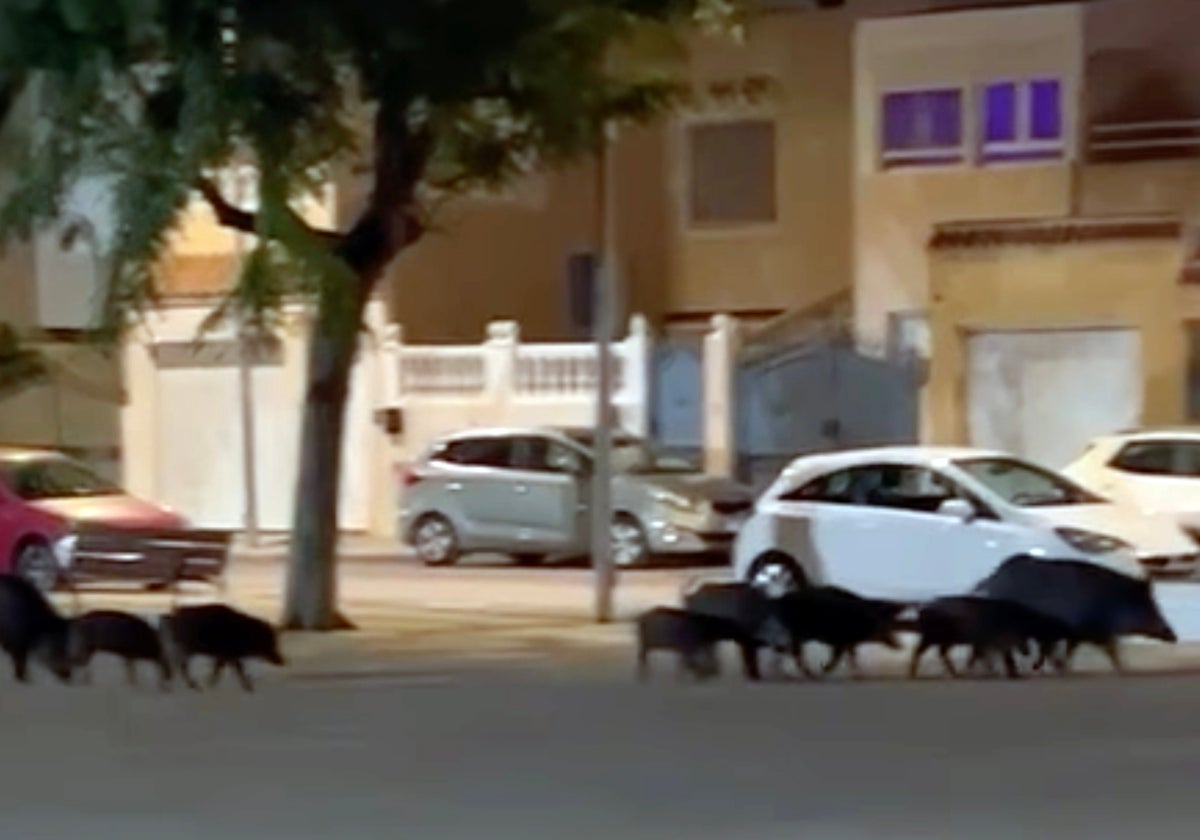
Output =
[
  {"x1": 881, "y1": 89, "x2": 963, "y2": 167},
  {"x1": 980, "y1": 78, "x2": 1063, "y2": 163},
  {"x1": 1029, "y1": 79, "x2": 1062, "y2": 140}
]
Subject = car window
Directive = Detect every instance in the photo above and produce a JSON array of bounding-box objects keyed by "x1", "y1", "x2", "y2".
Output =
[
  {"x1": 1110, "y1": 440, "x2": 1200, "y2": 477},
  {"x1": 510, "y1": 436, "x2": 587, "y2": 475},
  {"x1": 954, "y1": 456, "x2": 1101, "y2": 506},
  {"x1": 0, "y1": 458, "x2": 120, "y2": 500},
  {"x1": 780, "y1": 464, "x2": 982, "y2": 515},
  {"x1": 431, "y1": 437, "x2": 513, "y2": 468}
]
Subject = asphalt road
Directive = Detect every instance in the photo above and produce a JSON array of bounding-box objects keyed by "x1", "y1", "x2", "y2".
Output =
[{"x1": 6, "y1": 660, "x2": 1200, "y2": 839}]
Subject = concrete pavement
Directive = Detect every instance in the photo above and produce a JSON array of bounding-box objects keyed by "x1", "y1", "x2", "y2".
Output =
[{"x1": 6, "y1": 658, "x2": 1200, "y2": 838}]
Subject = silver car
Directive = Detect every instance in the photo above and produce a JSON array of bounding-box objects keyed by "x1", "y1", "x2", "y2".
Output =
[{"x1": 399, "y1": 427, "x2": 755, "y2": 567}]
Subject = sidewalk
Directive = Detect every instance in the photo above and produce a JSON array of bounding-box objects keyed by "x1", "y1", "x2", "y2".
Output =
[
  {"x1": 277, "y1": 604, "x2": 1200, "y2": 680},
  {"x1": 230, "y1": 534, "x2": 407, "y2": 564}
]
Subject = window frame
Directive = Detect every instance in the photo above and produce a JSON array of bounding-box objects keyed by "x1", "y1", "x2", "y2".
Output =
[
  {"x1": 779, "y1": 463, "x2": 997, "y2": 519},
  {"x1": 878, "y1": 85, "x2": 967, "y2": 169},
  {"x1": 681, "y1": 115, "x2": 780, "y2": 232},
  {"x1": 978, "y1": 77, "x2": 1066, "y2": 164},
  {"x1": 430, "y1": 436, "x2": 514, "y2": 470},
  {"x1": 1109, "y1": 439, "x2": 1200, "y2": 478}
]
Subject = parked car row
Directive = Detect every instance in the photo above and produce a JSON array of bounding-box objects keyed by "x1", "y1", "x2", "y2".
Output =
[{"x1": 398, "y1": 427, "x2": 1200, "y2": 601}]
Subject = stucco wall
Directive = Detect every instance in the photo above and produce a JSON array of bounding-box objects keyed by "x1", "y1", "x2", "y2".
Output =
[
  {"x1": 853, "y1": 3, "x2": 1086, "y2": 352},
  {"x1": 926, "y1": 235, "x2": 1186, "y2": 445}
]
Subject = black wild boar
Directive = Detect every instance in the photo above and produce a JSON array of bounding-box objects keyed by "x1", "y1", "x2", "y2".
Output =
[
  {"x1": 0, "y1": 575, "x2": 72, "y2": 683},
  {"x1": 963, "y1": 600, "x2": 1077, "y2": 675},
  {"x1": 160, "y1": 603, "x2": 285, "y2": 692},
  {"x1": 635, "y1": 606, "x2": 762, "y2": 682},
  {"x1": 683, "y1": 581, "x2": 792, "y2": 670},
  {"x1": 773, "y1": 586, "x2": 907, "y2": 678},
  {"x1": 973, "y1": 554, "x2": 1177, "y2": 673},
  {"x1": 69, "y1": 610, "x2": 172, "y2": 689},
  {"x1": 909, "y1": 596, "x2": 1031, "y2": 679}
]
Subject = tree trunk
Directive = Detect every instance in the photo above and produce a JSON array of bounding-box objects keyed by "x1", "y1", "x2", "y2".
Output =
[{"x1": 281, "y1": 292, "x2": 367, "y2": 631}]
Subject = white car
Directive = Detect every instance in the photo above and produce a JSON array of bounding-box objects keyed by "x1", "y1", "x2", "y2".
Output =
[
  {"x1": 733, "y1": 446, "x2": 1198, "y2": 601},
  {"x1": 1064, "y1": 429, "x2": 1200, "y2": 567}
]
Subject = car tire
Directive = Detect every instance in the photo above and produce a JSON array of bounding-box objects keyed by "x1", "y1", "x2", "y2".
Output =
[
  {"x1": 746, "y1": 552, "x2": 807, "y2": 597},
  {"x1": 611, "y1": 514, "x2": 650, "y2": 569},
  {"x1": 411, "y1": 514, "x2": 461, "y2": 567},
  {"x1": 13, "y1": 539, "x2": 60, "y2": 592},
  {"x1": 512, "y1": 553, "x2": 544, "y2": 567}
]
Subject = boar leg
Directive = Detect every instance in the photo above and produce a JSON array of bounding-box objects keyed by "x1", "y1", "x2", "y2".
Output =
[
  {"x1": 908, "y1": 641, "x2": 930, "y2": 679},
  {"x1": 1100, "y1": 639, "x2": 1124, "y2": 675},
  {"x1": 209, "y1": 659, "x2": 226, "y2": 687},
  {"x1": 636, "y1": 643, "x2": 650, "y2": 682},
  {"x1": 232, "y1": 660, "x2": 254, "y2": 693},
  {"x1": 124, "y1": 659, "x2": 139, "y2": 687},
  {"x1": 178, "y1": 657, "x2": 200, "y2": 691},
  {"x1": 938, "y1": 646, "x2": 959, "y2": 678},
  {"x1": 821, "y1": 646, "x2": 846, "y2": 677}
]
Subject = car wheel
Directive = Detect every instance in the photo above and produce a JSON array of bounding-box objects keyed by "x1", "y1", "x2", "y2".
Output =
[
  {"x1": 513, "y1": 553, "x2": 544, "y2": 567},
  {"x1": 412, "y1": 515, "x2": 460, "y2": 567},
  {"x1": 747, "y1": 552, "x2": 806, "y2": 597},
  {"x1": 611, "y1": 514, "x2": 650, "y2": 568},
  {"x1": 13, "y1": 540, "x2": 60, "y2": 592}
]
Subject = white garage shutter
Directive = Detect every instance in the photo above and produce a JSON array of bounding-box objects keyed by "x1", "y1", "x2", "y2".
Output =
[{"x1": 967, "y1": 329, "x2": 1142, "y2": 470}]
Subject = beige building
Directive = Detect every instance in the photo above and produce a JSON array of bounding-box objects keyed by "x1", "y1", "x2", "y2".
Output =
[
  {"x1": 7, "y1": 0, "x2": 1200, "y2": 483},
  {"x1": 854, "y1": 0, "x2": 1200, "y2": 466}
]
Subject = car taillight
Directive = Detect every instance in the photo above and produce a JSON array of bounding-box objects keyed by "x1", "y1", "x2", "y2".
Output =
[{"x1": 401, "y1": 467, "x2": 423, "y2": 487}]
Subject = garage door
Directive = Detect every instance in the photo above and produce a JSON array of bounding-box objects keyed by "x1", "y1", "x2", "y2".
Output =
[
  {"x1": 154, "y1": 340, "x2": 371, "y2": 531},
  {"x1": 967, "y1": 328, "x2": 1142, "y2": 469}
]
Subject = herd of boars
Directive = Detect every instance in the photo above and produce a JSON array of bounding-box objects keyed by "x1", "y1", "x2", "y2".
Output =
[
  {"x1": 0, "y1": 574, "x2": 285, "y2": 691},
  {"x1": 637, "y1": 554, "x2": 1179, "y2": 681}
]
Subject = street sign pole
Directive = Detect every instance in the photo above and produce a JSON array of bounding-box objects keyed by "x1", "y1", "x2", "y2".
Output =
[
  {"x1": 591, "y1": 124, "x2": 617, "y2": 623},
  {"x1": 234, "y1": 168, "x2": 260, "y2": 547}
]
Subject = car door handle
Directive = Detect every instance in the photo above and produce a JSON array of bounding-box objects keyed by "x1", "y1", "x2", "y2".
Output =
[
  {"x1": 447, "y1": 482, "x2": 463, "y2": 492},
  {"x1": 515, "y1": 484, "x2": 529, "y2": 495}
]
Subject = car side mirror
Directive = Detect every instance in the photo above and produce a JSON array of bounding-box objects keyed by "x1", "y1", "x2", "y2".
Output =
[{"x1": 937, "y1": 498, "x2": 976, "y2": 523}]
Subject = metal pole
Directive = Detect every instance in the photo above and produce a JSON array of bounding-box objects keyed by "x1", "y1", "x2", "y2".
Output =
[
  {"x1": 235, "y1": 169, "x2": 260, "y2": 546},
  {"x1": 591, "y1": 123, "x2": 617, "y2": 623}
]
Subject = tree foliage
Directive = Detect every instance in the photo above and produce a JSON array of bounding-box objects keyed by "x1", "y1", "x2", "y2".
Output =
[{"x1": 0, "y1": 0, "x2": 744, "y2": 628}]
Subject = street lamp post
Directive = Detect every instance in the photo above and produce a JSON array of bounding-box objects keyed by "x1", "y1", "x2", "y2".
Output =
[{"x1": 591, "y1": 122, "x2": 617, "y2": 623}]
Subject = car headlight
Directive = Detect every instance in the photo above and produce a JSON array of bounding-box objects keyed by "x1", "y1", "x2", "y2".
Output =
[
  {"x1": 1055, "y1": 527, "x2": 1131, "y2": 555},
  {"x1": 652, "y1": 488, "x2": 698, "y2": 513},
  {"x1": 52, "y1": 534, "x2": 78, "y2": 569}
]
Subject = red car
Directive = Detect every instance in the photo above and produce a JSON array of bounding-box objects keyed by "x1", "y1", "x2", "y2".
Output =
[{"x1": 0, "y1": 447, "x2": 189, "y2": 589}]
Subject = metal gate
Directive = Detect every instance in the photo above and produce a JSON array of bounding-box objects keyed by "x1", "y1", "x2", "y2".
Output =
[
  {"x1": 736, "y1": 337, "x2": 921, "y2": 491},
  {"x1": 649, "y1": 335, "x2": 703, "y2": 464}
]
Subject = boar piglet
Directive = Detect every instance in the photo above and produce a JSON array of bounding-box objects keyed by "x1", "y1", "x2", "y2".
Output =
[
  {"x1": 774, "y1": 586, "x2": 906, "y2": 678},
  {"x1": 909, "y1": 596, "x2": 1033, "y2": 679},
  {"x1": 0, "y1": 574, "x2": 72, "y2": 684},
  {"x1": 69, "y1": 610, "x2": 171, "y2": 689},
  {"x1": 684, "y1": 581, "x2": 792, "y2": 668},
  {"x1": 636, "y1": 606, "x2": 763, "y2": 682},
  {"x1": 160, "y1": 603, "x2": 285, "y2": 692}
]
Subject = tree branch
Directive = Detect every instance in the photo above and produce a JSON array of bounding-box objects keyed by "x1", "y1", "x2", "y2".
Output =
[{"x1": 196, "y1": 178, "x2": 343, "y2": 247}]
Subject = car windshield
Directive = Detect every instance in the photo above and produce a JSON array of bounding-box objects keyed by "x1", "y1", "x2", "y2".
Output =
[
  {"x1": 953, "y1": 456, "x2": 1103, "y2": 507},
  {"x1": 0, "y1": 458, "x2": 121, "y2": 500},
  {"x1": 562, "y1": 431, "x2": 696, "y2": 474}
]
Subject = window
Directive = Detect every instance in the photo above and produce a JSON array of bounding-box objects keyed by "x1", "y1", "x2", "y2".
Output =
[
  {"x1": 980, "y1": 79, "x2": 1064, "y2": 163},
  {"x1": 511, "y1": 436, "x2": 587, "y2": 476},
  {"x1": 953, "y1": 457, "x2": 1101, "y2": 507},
  {"x1": 1110, "y1": 441, "x2": 1200, "y2": 477},
  {"x1": 880, "y1": 89, "x2": 964, "y2": 168},
  {"x1": 782, "y1": 464, "x2": 975, "y2": 514},
  {"x1": 0, "y1": 458, "x2": 120, "y2": 500},
  {"x1": 433, "y1": 437, "x2": 512, "y2": 468},
  {"x1": 687, "y1": 120, "x2": 777, "y2": 226}
]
